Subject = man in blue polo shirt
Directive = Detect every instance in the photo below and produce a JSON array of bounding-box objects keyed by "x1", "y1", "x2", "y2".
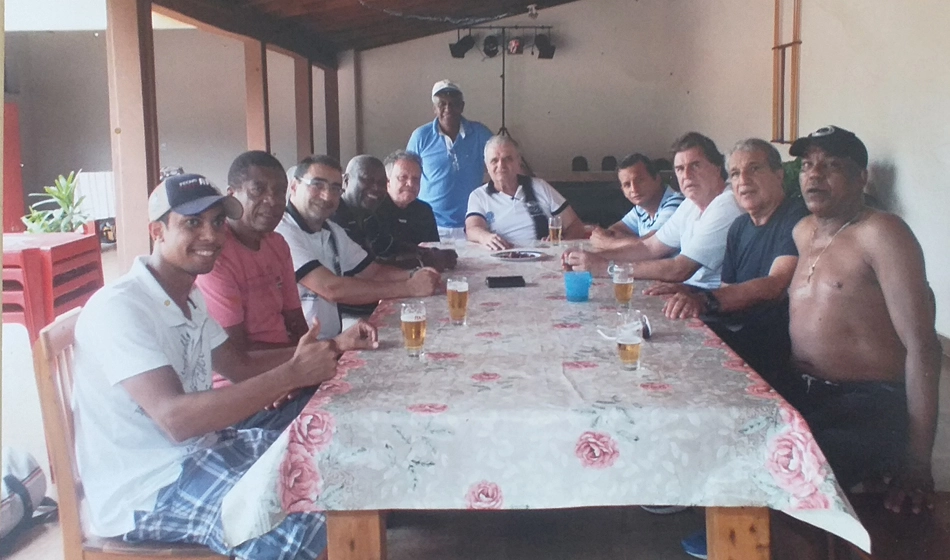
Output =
[{"x1": 407, "y1": 79, "x2": 493, "y2": 241}]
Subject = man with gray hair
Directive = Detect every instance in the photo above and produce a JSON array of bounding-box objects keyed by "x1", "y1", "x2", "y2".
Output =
[
  {"x1": 407, "y1": 79, "x2": 493, "y2": 241},
  {"x1": 376, "y1": 150, "x2": 457, "y2": 271},
  {"x1": 466, "y1": 135, "x2": 585, "y2": 249},
  {"x1": 657, "y1": 138, "x2": 808, "y2": 381}
]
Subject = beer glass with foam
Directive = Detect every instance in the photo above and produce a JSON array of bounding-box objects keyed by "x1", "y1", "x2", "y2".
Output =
[
  {"x1": 548, "y1": 215, "x2": 563, "y2": 246},
  {"x1": 446, "y1": 276, "x2": 469, "y2": 325},
  {"x1": 400, "y1": 300, "x2": 427, "y2": 357},
  {"x1": 616, "y1": 311, "x2": 643, "y2": 370},
  {"x1": 609, "y1": 262, "x2": 636, "y2": 308}
]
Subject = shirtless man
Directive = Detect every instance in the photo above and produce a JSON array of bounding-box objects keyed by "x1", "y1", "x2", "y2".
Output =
[{"x1": 787, "y1": 125, "x2": 941, "y2": 513}]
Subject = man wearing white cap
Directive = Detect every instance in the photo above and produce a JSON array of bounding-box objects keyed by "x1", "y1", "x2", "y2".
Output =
[{"x1": 407, "y1": 79, "x2": 493, "y2": 240}]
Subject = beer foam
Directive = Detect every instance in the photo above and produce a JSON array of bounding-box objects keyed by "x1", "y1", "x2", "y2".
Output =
[
  {"x1": 447, "y1": 280, "x2": 469, "y2": 292},
  {"x1": 401, "y1": 312, "x2": 426, "y2": 322},
  {"x1": 617, "y1": 335, "x2": 643, "y2": 345}
]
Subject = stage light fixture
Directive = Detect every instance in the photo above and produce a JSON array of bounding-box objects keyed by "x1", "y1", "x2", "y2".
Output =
[
  {"x1": 449, "y1": 34, "x2": 476, "y2": 58},
  {"x1": 483, "y1": 34, "x2": 501, "y2": 58},
  {"x1": 535, "y1": 34, "x2": 556, "y2": 59},
  {"x1": 507, "y1": 37, "x2": 524, "y2": 55}
]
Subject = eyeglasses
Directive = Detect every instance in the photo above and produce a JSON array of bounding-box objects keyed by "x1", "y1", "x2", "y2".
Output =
[{"x1": 297, "y1": 176, "x2": 343, "y2": 195}]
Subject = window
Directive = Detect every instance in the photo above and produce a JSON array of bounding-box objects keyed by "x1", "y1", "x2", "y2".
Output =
[{"x1": 772, "y1": 0, "x2": 802, "y2": 143}]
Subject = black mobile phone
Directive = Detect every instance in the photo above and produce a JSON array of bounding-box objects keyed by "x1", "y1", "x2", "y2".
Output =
[{"x1": 486, "y1": 275, "x2": 526, "y2": 288}]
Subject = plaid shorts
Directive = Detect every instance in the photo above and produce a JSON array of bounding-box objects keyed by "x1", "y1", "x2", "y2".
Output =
[{"x1": 125, "y1": 428, "x2": 326, "y2": 560}]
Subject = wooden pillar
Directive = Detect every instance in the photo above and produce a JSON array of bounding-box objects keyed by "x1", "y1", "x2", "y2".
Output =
[
  {"x1": 106, "y1": 0, "x2": 160, "y2": 269},
  {"x1": 707, "y1": 507, "x2": 771, "y2": 560},
  {"x1": 294, "y1": 57, "x2": 315, "y2": 162},
  {"x1": 245, "y1": 39, "x2": 270, "y2": 152},
  {"x1": 326, "y1": 510, "x2": 386, "y2": 560},
  {"x1": 324, "y1": 68, "x2": 341, "y2": 161}
]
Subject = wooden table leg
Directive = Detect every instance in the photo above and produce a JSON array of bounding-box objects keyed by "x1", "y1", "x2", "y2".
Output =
[
  {"x1": 706, "y1": 507, "x2": 770, "y2": 560},
  {"x1": 327, "y1": 510, "x2": 387, "y2": 560}
]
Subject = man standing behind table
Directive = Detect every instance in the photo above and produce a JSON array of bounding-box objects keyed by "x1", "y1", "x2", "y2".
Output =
[
  {"x1": 785, "y1": 126, "x2": 941, "y2": 511},
  {"x1": 564, "y1": 132, "x2": 744, "y2": 290},
  {"x1": 466, "y1": 135, "x2": 586, "y2": 249},
  {"x1": 71, "y1": 173, "x2": 377, "y2": 559},
  {"x1": 276, "y1": 155, "x2": 441, "y2": 340},
  {"x1": 407, "y1": 79, "x2": 493, "y2": 240},
  {"x1": 588, "y1": 153, "x2": 684, "y2": 248},
  {"x1": 657, "y1": 139, "x2": 808, "y2": 386},
  {"x1": 375, "y1": 149, "x2": 458, "y2": 270}
]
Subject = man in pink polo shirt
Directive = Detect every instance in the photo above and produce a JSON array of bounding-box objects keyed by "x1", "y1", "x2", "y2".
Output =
[{"x1": 196, "y1": 151, "x2": 321, "y2": 430}]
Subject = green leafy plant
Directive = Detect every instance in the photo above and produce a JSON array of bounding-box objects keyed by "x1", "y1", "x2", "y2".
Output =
[{"x1": 21, "y1": 170, "x2": 89, "y2": 233}]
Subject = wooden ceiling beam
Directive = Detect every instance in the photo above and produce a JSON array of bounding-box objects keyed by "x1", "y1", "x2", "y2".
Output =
[{"x1": 151, "y1": 0, "x2": 338, "y2": 69}]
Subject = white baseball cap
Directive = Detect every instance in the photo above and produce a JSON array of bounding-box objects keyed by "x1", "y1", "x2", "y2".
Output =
[{"x1": 431, "y1": 79, "x2": 463, "y2": 99}]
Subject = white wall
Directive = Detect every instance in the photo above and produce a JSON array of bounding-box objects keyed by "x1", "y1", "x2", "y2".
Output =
[
  {"x1": 798, "y1": 0, "x2": 950, "y2": 335},
  {"x1": 354, "y1": 0, "x2": 774, "y2": 173}
]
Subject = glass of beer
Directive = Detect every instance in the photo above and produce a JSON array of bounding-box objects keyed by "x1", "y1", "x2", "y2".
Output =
[
  {"x1": 610, "y1": 262, "x2": 636, "y2": 307},
  {"x1": 446, "y1": 276, "x2": 469, "y2": 325},
  {"x1": 616, "y1": 312, "x2": 643, "y2": 371},
  {"x1": 548, "y1": 215, "x2": 563, "y2": 246},
  {"x1": 400, "y1": 300, "x2": 427, "y2": 357}
]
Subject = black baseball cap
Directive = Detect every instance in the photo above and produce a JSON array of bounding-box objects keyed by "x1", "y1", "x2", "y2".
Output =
[
  {"x1": 148, "y1": 173, "x2": 243, "y2": 222},
  {"x1": 789, "y1": 125, "x2": 868, "y2": 168}
]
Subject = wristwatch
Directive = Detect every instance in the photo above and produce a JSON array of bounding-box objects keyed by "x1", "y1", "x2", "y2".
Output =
[{"x1": 700, "y1": 289, "x2": 721, "y2": 314}]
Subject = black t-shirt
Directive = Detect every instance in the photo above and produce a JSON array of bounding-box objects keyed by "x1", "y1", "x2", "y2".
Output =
[
  {"x1": 722, "y1": 197, "x2": 808, "y2": 284},
  {"x1": 374, "y1": 196, "x2": 440, "y2": 258},
  {"x1": 331, "y1": 200, "x2": 388, "y2": 257}
]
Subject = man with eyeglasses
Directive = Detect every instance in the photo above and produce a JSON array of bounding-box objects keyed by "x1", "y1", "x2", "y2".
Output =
[
  {"x1": 407, "y1": 79, "x2": 493, "y2": 241},
  {"x1": 276, "y1": 155, "x2": 442, "y2": 340}
]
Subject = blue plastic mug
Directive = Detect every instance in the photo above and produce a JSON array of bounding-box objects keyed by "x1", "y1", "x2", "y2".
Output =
[{"x1": 564, "y1": 271, "x2": 593, "y2": 302}]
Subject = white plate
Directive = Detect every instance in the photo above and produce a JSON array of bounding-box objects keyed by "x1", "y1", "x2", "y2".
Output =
[{"x1": 491, "y1": 250, "x2": 545, "y2": 262}]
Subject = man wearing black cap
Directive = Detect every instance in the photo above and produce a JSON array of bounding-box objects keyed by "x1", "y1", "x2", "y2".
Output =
[
  {"x1": 69, "y1": 173, "x2": 378, "y2": 558},
  {"x1": 786, "y1": 126, "x2": 941, "y2": 514}
]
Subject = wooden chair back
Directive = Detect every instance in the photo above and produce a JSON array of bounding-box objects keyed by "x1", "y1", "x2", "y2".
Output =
[{"x1": 33, "y1": 308, "x2": 226, "y2": 560}]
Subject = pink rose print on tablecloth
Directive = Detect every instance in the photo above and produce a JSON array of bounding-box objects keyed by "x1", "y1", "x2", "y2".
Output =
[
  {"x1": 279, "y1": 442, "x2": 322, "y2": 513},
  {"x1": 563, "y1": 361, "x2": 599, "y2": 370},
  {"x1": 575, "y1": 431, "x2": 620, "y2": 469},
  {"x1": 337, "y1": 355, "x2": 366, "y2": 373},
  {"x1": 722, "y1": 358, "x2": 755, "y2": 373},
  {"x1": 480, "y1": 301, "x2": 503, "y2": 307},
  {"x1": 302, "y1": 394, "x2": 331, "y2": 413},
  {"x1": 472, "y1": 372, "x2": 502, "y2": 382},
  {"x1": 408, "y1": 403, "x2": 449, "y2": 414},
  {"x1": 316, "y1": 379, "x2": 352, "y2": 397},
  {"x1": 465, "y1": 481, "x2": 504, "y2": 509},
  {"x1": 640, "y1": 382, "x2": 671, "y2": 392},
  {"x1": 766, "y1": 426, "x2": 827, "y2": 503},
  {"x1": 546, "y1": 295, "x2": 567, "y2": 301},
  {"x1": 702, "y1": 337, "x2": 729, "y2": 349},
  {"x1": 553, "y1": 323, "x2": 582, "y2": 329},
  {"x1": 290, "y1": 409, "x2": 336, "y2": 452},
  {"x1": 778, "y1": 402, "x2": 812, "y2": 434},
  {"x1": 426, "y1": 352, "x2": 461, "y2": 361},
  {"x1": 792, "y1": 491, "x2": 831, "y2": 510},
  {"x1": 476, "y1": 331, "x2": 502, "y2": 338},
  {"x1": 686, "y1": 318, "x2": 706, "y2": 329}
]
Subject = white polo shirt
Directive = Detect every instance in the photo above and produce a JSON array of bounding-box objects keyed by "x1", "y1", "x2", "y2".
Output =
[
  {"x1": 466, "y1": 176, "x2": 569, "y2": 247},
  {"x1": 654, "y1": 189, "x2": 745, "y2": 289},
  {"x1": 275, "y1": 204, "x2": 374, "y2": 339},
  {"x1": 72, "y1": 257, "x2": 228, "y2": 537}
]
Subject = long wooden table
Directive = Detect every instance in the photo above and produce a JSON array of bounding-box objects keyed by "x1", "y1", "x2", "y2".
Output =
[{"x1": 221, "y1": 243, "x2": 870, "y2": 559}]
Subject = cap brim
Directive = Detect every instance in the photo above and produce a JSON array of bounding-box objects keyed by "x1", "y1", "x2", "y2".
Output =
[
  {"x1": 173, "y1": 195, "x2": 244, "y2": 220},
  {"x1": 788, "y1": 136, "x2": 813, "y2": 158},
  {"x1": 433, "y1": 87, "x2": 461, "y2": 96}
]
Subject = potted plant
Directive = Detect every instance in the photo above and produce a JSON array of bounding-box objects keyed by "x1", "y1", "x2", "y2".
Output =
[{"x1": 21, "y1": 171, "x2": 89, "y2": 233}]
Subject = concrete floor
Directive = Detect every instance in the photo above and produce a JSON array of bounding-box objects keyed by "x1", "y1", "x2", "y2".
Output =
[{"x1": 2, "y1": 245, "x2": 948, "y2": 560}]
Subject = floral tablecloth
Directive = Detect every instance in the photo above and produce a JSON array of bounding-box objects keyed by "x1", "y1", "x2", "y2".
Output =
[{"x1": 221, "y1": 243, "x2": 870, "y2": 552}]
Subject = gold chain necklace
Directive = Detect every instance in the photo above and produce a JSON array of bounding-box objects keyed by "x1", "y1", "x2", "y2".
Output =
[{"x1": 806, "y1": 212, "x2": 862, "y2": 282}]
